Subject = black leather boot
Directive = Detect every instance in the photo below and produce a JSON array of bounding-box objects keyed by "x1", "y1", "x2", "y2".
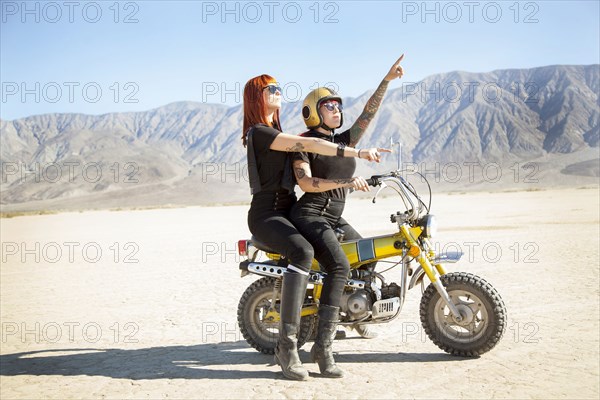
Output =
[
  {"x1": 274, "y1": 270, "x2": 309, "y2": 381},
  {"x1": 310, "y1": 304, "x2": 344, "y2": 378}
]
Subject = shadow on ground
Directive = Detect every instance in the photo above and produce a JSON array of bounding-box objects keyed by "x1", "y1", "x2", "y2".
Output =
[{"x1": 0, "y1": 341, "x2": 466, "y2": 380}]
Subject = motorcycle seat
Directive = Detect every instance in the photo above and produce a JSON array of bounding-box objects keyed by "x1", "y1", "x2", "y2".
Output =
[{"x1": 250, "y1": 236, "x2": 279, "y2": 254}]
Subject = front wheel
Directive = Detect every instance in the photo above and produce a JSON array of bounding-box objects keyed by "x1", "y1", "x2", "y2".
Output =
[
  {"x1": 420, "y1": 272, "x2": 507, "y2": 357},
  {"x1": 237, "y1": 277, "x2": 315, "y2": 354}
]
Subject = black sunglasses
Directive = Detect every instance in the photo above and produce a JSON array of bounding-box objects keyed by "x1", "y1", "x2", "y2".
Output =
[
  {"x1": 321, "y1": 101, "x2": 343, "y2": 112},
  {"x1": 263, "y1": 85, "x2": 282, "y2": 94}
]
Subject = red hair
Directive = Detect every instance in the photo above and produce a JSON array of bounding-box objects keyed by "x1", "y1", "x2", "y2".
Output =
[{"x1": 242, "y1": 74, "x2": 282, "y2": 147}]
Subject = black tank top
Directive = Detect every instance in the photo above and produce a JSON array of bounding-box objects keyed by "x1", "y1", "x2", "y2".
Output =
[
  {"x1": 247, "y1": 124, "x2": 294, "y2": 194},
  {"x1": 292, "y1": 129, "x2": 356, "y2": 200}
]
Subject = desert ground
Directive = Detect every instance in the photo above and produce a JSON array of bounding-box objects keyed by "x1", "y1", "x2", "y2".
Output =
[{"x1": 1, "y1": 186, "x2": 599, "y2": 399}]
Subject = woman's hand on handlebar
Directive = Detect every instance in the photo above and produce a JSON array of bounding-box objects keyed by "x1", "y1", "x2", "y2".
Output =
[
  {"x1": 350, "y1": 176, "x2": 371, "y2": 192},
  {"x1": 358, "y1": 147, "x2": 391, "y2": 163}
]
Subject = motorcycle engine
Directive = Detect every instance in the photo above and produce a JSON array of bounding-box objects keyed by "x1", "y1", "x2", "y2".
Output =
[
  {"x1": 381, "y1": 282, "x2": 401, "y2": 299},
  {"x1": 340, "y1": 289, "x2": 372, "y2": 321},
  {"x1": 340, "y1": 268, "x2": 402, "y2": 321}
]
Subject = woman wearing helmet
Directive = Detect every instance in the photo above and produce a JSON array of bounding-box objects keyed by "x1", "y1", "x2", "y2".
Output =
[
  {"x1": 242, "y1": 74, "x2": 384, "y2": 381},
  {"x1": 289, "y1": 56, "x2": 405, "y2": 378}
]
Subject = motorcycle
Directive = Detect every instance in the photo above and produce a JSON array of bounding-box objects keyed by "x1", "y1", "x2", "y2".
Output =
[{"x1": 236, "y1": 170, "x2": 507, "y2": 357}]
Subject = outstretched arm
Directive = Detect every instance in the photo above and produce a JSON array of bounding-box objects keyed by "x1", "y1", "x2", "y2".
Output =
[
  {"x1": 270, "y1": 133, "x2": 390, "y2": 162},
  {"x1": 348, "y1": 54, "x2": 405, "y2": 147},
  {"x1": 293, "y1": 160, "x2": 370, "y2": 193}
]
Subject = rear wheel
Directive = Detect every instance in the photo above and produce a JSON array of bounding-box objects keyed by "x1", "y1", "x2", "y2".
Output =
[{"x1": 237, "y1": 277, "x2": 315, "y2": 354}]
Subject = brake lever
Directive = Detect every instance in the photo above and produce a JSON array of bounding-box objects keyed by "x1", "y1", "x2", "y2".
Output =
[{"x1": 372, "y1": 182, "x2": 388, "y2": 203}]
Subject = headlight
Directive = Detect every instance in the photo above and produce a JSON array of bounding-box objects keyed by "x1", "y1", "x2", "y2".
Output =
[{"x1": 420, "y1": 214, "x2": 437, "y2": 238}]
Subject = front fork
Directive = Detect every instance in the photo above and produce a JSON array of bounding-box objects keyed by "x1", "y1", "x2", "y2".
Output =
[{"x1": 400, "y1": 225, "x2": 464, "y2": 322}]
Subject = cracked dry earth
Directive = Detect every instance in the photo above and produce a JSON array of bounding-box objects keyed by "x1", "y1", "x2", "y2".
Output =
[{"x1": 1, "y1": 188, "x2": 599, "y2": 399}]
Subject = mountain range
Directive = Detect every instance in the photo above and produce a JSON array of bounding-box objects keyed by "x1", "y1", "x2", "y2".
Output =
[{"x1": 1, "y1": 64, "x2": 598, "y2": 212}]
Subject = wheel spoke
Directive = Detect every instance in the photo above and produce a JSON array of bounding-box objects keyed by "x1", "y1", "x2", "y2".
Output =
[
  {"x1": 432, "y1": 287, "x2": 491, "y2": 342},
  {"x1": 467, "y1": 303, "x2": 482, "y2": 315},
  {"x1": 465, "y1": 320, "x2": 477, "y2": 334},
  {"x1": 443, "y1": 311, "x2": 455, "y2": 326}
]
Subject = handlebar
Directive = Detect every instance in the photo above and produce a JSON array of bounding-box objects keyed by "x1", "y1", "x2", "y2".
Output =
[
  {"x1": 366, "y1": 174, "x2": 391, "y2": 187},
  {"x1": 366, "y1": 171, "x2": 430, "y2": 222}
]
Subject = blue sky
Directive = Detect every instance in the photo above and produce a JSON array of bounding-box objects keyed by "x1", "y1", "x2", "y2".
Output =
[{"x1": 1, "y1": 0, "x2": 599, "y2": 120}]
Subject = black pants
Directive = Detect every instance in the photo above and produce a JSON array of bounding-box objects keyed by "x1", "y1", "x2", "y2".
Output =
[
  {"x1": 290, "y1": 194, "x2": 356, "y2": 307},
  {"x1": 248, "y1": 191, "x2": 314, "y2": 272}
]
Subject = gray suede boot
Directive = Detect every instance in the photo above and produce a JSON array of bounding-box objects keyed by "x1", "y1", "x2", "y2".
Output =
[
  {"x1": 310, "y1": 304, "x2": 344, "y2": 378},
  {"x1": 274, "y1": 270, "x2": 309, "y2": 381}
]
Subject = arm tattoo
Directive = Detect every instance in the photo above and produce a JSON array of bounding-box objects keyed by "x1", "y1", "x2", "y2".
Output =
[
  {"x1": 295, "y1": 168, "x2": 306, "y2": 180},
  {"x1": 311, "y1": 179, "x2": 320, "y2": 188},
  {"x1": 332, "y1": 179, "x2": 354, "y2": 185},
  {"x1": 349, "y1": 79, "x2": 390, "y2": 146},
  {"x1": 285, "y1": 142, "x2": 305, "y2": 152}
]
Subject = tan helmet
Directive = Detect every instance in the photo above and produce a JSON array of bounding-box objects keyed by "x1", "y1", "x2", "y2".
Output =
[{"x1": 302, "y1": 87, "x2": 343, "y2": 130}]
